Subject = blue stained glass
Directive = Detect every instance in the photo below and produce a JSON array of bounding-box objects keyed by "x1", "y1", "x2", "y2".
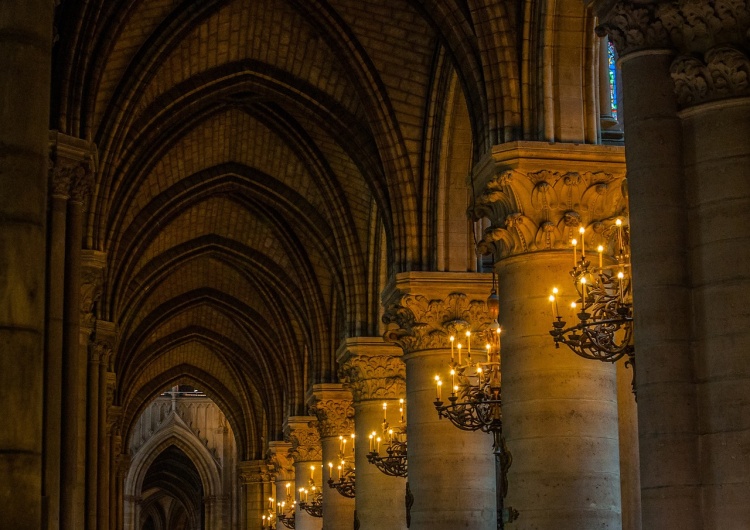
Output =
[{"x1": 608, "y1": 41, "x2": 618, "y2": 120}]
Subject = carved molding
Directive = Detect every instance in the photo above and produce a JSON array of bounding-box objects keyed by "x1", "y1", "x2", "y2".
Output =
[
  {"x1": 597, "y1": 1, "x2": 750, "y2": 57},
  {"x1": 382, "y1": 292, "x2": 494, "y2": 353},
  {"x1": 308, "y1": 398, "x2": 354, "y2": 439},
  {"x1": 284, "y1": 421, "x2": 322, "y2": 463},
  {"x1": 238, "y1": 461, "x2": 272, "y2": 485},
  {"x1": 48, "y1": 131, "x2": 97, "y2": 204},
  {"x1": 672, "y1": 46, "x2": 750, "y2": 106},
  {"x1": 471, "y1": 169, "x2": 627, "y2": 260},
  {"x1": 338, "y1": 355, "x2": 406, "y2": 402}
]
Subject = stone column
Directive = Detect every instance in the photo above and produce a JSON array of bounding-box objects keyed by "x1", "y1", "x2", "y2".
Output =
[
  {"x1": 267, "y1": 441, "x2": 295, "y2": 530},
  {"x1": 0, "y1": 0, "x2": 53, "y2": 526},
  {"x1": 238, "y1": 460, "x2": 273, "y2": 530},
  {"x1": 59, "y1": 141, "x2": 97, "y2": 530},
  {"x1": 337, "y1": 337, "x2": 407, "y2": 530},
  {"x1": 308, "y1": 384, "x2": 356, "y2": 530},
  {"x1": 284, "y1": 417, "x2": 323, "y2": 530},
  {"x1": 471, "y1": 143, "x2": 628, "y2": 530},
  {"x1": 382, "y1": 273, "x2": 498, "y2": 530},
  {"x1": 107, "y1": 406, "x2": 123, "y2": 530},
  {"x1": 595, "y1": 2, "x2": 750, "y2": 527},
  {"x1": 97, "y1": 332, "x2": 117, "y2": 530}
]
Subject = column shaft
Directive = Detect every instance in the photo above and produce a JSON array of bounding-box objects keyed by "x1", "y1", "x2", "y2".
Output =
[
  {"x1": 61, "y1": 200, "x2": 84, "y2": 530},
  {"x1": 294, "y1": 461, "x2": 322, "y2": 530},
  {"x1": 682, "y1": 100, "x2": 750, "y2": 526},
  {"x1": 0, "y1": 0, "x2": 53, "y2": 527},
  {"x1": 620, "y1": 51, "x2": 700, "y2": 529},
  {"x1": 97, "y1": 369, "x2": 112, "y2": 530},
  {"x1": 85, "y1": 354, "x2": 100, "y2": 529},
  {"x1": 44, "y1": 192, "x2": 68, "y2": 530},
  {"x1": 499, "y1": 251, "x2": 622, "y2": 529}
]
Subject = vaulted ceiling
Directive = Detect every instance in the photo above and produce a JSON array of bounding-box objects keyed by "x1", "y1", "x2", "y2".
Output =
[{"x1": 53, "y1": 0, "x2": 593, "y2": 460}]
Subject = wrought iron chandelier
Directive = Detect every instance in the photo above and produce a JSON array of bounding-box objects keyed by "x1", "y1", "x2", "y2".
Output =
[
  {"x1": 297, "y1": 466, "x2": 323, "y2": 518},
  {"x1": 366, "y1": 399, "x2": 407, "y2": 478},
  {"x1": 276, "y1": 484, "x2": 296, "y2": 529},
  {"x1": 548, "y1": 218, "x2": 635, "y2": 390},
  {"x1": 328, "y1": 434, "x2": 356, "y2": 498}
]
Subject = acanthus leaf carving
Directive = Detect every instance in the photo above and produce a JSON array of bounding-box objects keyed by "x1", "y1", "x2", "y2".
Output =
[
  {"x1": 382, "y1": 292, "x2": 493, "y2": 353},
  {"x1": 671, "y1": 46, "x2": 750, "y2": 106},
  {"x1": 473, "y1": 169, "x2": 627, "y2": 260},
  {"x1": 308, "y1": 398, "x2": 354, "y2": 439},
  {"x1": 285, "y1": 422, "x2": 322, "y2": 463},
  {"x1": 338, "y1": 355, "x2": 406, "y2": 402}
]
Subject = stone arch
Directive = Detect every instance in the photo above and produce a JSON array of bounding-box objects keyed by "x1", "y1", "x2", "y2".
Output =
[{"x1": 124, "y1": 413, "x2": 224, "y2": 530}]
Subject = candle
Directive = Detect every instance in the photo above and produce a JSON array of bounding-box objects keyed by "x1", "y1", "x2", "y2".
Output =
[
  {"x1": 616, "y1": 218, "x2": 624, "y2": 255},
  {"x1": 618, "y1": 271, "x2": 625, "y2": 303},
  {"x1": 339, "y1": 435, "x2": 344, "y2": 454},
  {"x1": 549, "y1": 294, "x2": 557, "y2": 318},
  {"x1": 457, "y1": 343, "x2": 462, "y2": 365},
  {"x1": 351, "y1": 433, "x2": 355, "y2": 457},
  {"x1": 269, "y1": 497, "x2": 274, "y2": 509},
  {"x1": 399, "y1": 398, "x2": 405, "y2": 423},
  {"x1": 572, "y1": 238, "x2": 578, "y2": 266},
  {"x1": 579, "y1": 226, "x2": 585, "y2": 257},
  {"x1": 450, "y1": 335, "x2": 455, "y2": 363},
  {"x1": 369, "y1": 433, "x2": 374, "y2": 452},
  {"x1": 328, "y1": 462, "x2": 333, "y2": 478},
  {"x1": 342, "y1": 437, "x2": 347, "y2": 455},
  {"x1": 597, "y1": 245, "x2": 604, "y2": 269},
  {"x1": 437, "y1": 379, "x2": 442, "y2": 400},
  {"x1": 310, "y1": 465, "x2": 315, "y2": 482},
  {"x1": 450, "y1": 368, "x2": 455, "y2": 389},
  {"x1": 286, "y1": 483, "x2": 291, "y2": 497},
  {"x1": 337, "y1": 464, "x2": 342, "y2": 480},
  {"x1": 581, "y1": 277, "x2": 587, "y2": 309},
  {"x1": 383, "y1": 402, "x2": 387, "y2": 421},
  {"x1": 453, "y1": 385, "x2": 459, "y2": 395},
  {"x1": 466, "y1": 330, "x2": 471, "y2": 358},
  {"x1": 376, "y1": 436, "x2": 381, "y2": 452},
  {"x1": 552, "y1": 287, "x2": 559, "y2": 317}
]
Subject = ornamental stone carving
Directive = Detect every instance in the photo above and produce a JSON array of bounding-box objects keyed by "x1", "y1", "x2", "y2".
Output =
[
  {"x1": 267, "y1": 442, "x2": 295, "y2": 482},
  {"x1": 597, "y1": 1, "x2": 750, "y2": 57},
  {"x1": 80, "y1": 251, "x2": 107, "y2": 330},
  {"x1": 338, "y1": 355, "x2": 406, "y2": 402},
  {"x1": 285, "y1": 420, "x2": 323, "y2": 463},
  {"x1": 470, "y1": 169, "x2": 627, "y2": 260},
  {"x1": 308, "y1": 398, "x2": 354, "y2": 439},
  {"x1": 238, "y1": 460, "x2": 272, "y2": 485},
  {"x1": 48, "y1": 131, "x2": 97, "y2": 202},
  {"x1": 671, "y1": 46, "x2": 750, "y2": 106},
  {"x1": 382, "y1": 292, "x2": 494, "y2": 353},
  {"x1": 107, "y1": 405, "x2": 123, "y2": 436}
]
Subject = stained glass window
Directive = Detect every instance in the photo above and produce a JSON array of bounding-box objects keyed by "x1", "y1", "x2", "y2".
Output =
[{"x1": 608, "y1": 40, "x2": 618, "y2": 120}]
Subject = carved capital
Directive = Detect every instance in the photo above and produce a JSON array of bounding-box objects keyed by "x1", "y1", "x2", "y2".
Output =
[
  {"x1": 597, "y1": 1, "x2": 750, "y2": 57},
  {"x1": 382, "y1": 292, "x2": 494, "y2": 353},
  {"x1": 473, "y1": 168, "x2": 627, "y2": 260},
  {"x1": 338, "y1": 355, "x2": 406, "y2": 402},
  {"x1": 238, "y1": 460, "x2": 273, "y2": 485},
  {"x1": 80, "y1": 251, "x2": 106, "y2": 330},
  {"x1": 48, "y1": 131, "x2": 97, "y2": 202},
  {"x1": 284, "y1": 417, "x2": 322, "y2": 463},
  {"x1": 308, "y1": 398, "x2": 354, "y2": 439},
  {"x1": 672, "y1": 46, "x2": 750, "y2": 107},
  {"x1": 266, "y1": 441, "x2": 295, "y2": 482}
]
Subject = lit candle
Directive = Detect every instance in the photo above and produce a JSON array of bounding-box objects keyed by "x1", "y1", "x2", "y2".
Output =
[
  {"x1": 457, "y1": 343, "x2": 462, "y2": 365},
  {"x1": 437, "y1": 379, "x2": 442, "y2": 400},
  {"x1": 376, "y1": 436, "x2": 381, "y2": 453},
  {"x1": 399, "y1": 398, "x2": 405, "y2": 423},
  {"x1": 383, "y1": 402, "x2": 387, "y2": 421},
  {"x1": 369, "y1": 433, "x2": 374, "y2": 452},
  {"x1": 450, "y1": 368, "x2": 455, "y2": 389},
  {"x1": 310, "y1": 465, "x2": 315, "y2": 482},
  {"x1": 618, "y1": 271, "x2": 625, "y2": 303},
  {"x1": 286, "y1": 483, "x2": 291, "y2": 497},
  {"x1": 328, "y1": 462, "x2": 333, "y2": 478},
  {"x1": 549, "y1": 294, "x2": 557, "y2": 318},
  {"x1": 351, "y1": 433, "x2": 355, "y2": 456},
  {"x1": 572, "y1": 238, "x2": 578, "y2": 266},
  {"x1": 597, "y1": 245, "x2": 604, "y2": 269},
  {"x1": 616, "y1": 218, "x2": 624, "y2": 255},
  {"x1": 581, "y1": 277, "x2": 587, "y2": 309},
  {"x1": 579, "y1": 226, "x2": 585, "y2": 257},
  {"x1": 299, "y1": 487, "x2": 304, "y2": 503},
  {"x1": 269, "y1": 497, "x2": 274, "y2": 509},
  {"x1": 339, "y1": 435, "x2": 344, "y2": 454},
  {"x1": 453, "y1": 385, "x2": 459, "y2": 395},
  {"x1": 337, "y1": 464, "x2": 342, "y2": 480},
  {"x1": 342, "y1": 437, "x2": 347, "y2": 455},
  {"x1": 552, "y1": 287, "x2": 559, "y2": 317},
  {"x1": 466, "y1": 330, "x2": 471, "y2": 357},
  {"x1": 450, "y1": 335, "x2": 455, "y2": 363}
]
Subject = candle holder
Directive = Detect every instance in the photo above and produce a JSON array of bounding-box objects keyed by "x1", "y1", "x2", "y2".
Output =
[
  {"x1": 278, "y1": 512, "x2": 296, "y2": 529},
  {"x1": 327, "y1": 465, "x2": 355, "y2": 498},
  {"x1": 548, "y1": 219, "x2": 635, "y2": 394},
  {"x1": 366, "y1": 436, "x2": 408, "y2": 478},
  {"x1": 298, "y1": 489, "x2": 323, "y2": 518}
]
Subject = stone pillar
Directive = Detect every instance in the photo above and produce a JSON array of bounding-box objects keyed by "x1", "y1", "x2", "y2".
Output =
[
  {"x1": 267, "y1": 441, "x2": 295, "y2": 530},
  {"x1": 284, "y1": 417, "x2": 323, "y2": 530},
  {"x1": 107, "y1": 406, "x2": 123, "y2": 530},
  {"x1": 471, "y1": 143, "x2": 628, "y2": 529},
  {"x1": 337, "y1": 337, "x2": 407, "y2": 530},
  {"x1": 238, "y1": 460, "x2": 273, "y2": 530},
  {"x1": 59, "y1": 140, "x2": 97, "y2": 530},
  {"x1": 382, "y1": 273, "x2": 498, "y2": 530},
  {"x1": 308, "y1": 384, "x2": 356, "y2": 530},
  {"x1": 596, "y1": 2, "x2": 750, "y2": 527},
  {"x1": 97, "y1": 333, "x2": 117, "y2": 530}
]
